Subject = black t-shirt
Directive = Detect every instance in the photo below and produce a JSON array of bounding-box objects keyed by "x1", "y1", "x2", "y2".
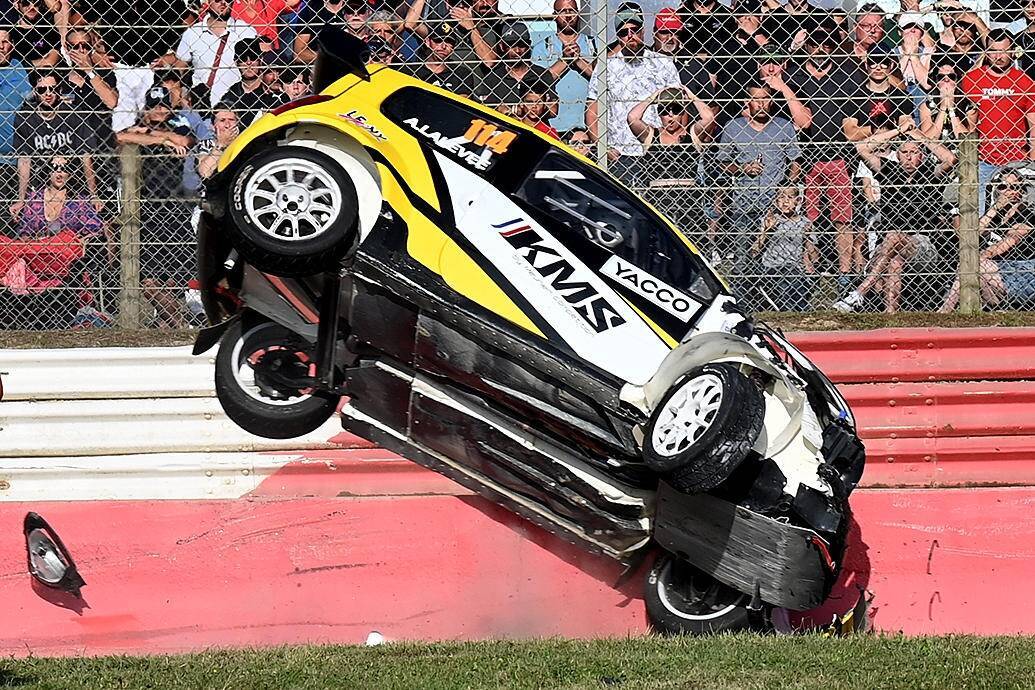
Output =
[
  {"x1": 64, "y1": 70, "x2": 118, "y2": 150},
  {"x1": 139, "y1": 114, "x2": 194, "y2": 199},
  {"x1": 762, "y1": 3, "x2": 823, "y2": 48},
  {"x1": 297, "y1": 1, "x2": 348, "y2": 38},
  {"x1": 712, "y1": 37, "x2": 763, "y2": 121},
  {"x1": 786, "y1": 62, "x2": 864, "y2": 163},
  {"x1": 10, "y1": 22, "x2": 60, "y2": 64},
  {"x1": 677, "y1": 9, "x2": 731, "y2": 68},
  {"x1": 875, "y1": 159, "x2": 942, "y2": 233},
  {"x1": 677, "y1": 57, "x2": 715, "y2": 104},
  {"x1": 846, "y1": 85, "x2": 912, "y2": 135},
  {"x1": 404, "y1": 61, "x2": 478, "y2": 98},
  {"x1": 476, "y1": 64, "x2": 553, "y2": 109},
  {"x1": 77, "y1": 0, "x2": 184, "y2": 65},
  {"x1": 218, "y1": 83, "x2": 286, "y2": 127},
  {"x1": 14, "y1": 106, "x2": 95, "y2": 190}
]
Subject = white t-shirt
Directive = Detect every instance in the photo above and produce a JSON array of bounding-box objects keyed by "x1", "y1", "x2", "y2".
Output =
[
  {"x1": 111, "y1": 64, "x2": 156, "y2": 133},
  {"x1": 175, "y1": 18, "x2": 258, "y2": 106},
  {"x1": 587, "y1": 49, "x2": 680, "y2": 157}
]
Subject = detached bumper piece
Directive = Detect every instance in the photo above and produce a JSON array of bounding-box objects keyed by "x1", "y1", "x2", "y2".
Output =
[{"x1": 653, "y1": 482, "x2": 835, "y2": 611}]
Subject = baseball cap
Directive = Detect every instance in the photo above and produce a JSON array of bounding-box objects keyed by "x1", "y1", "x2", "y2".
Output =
[
  {"x1": 427, "y1": 20, "x2": 459, "y2": 43},
  {"x1": 656, "y1": 86, "x2": 686, "y2": 111},
  {"x1": 235, "y1": 37, "x2": 264, "y2": 62},
  {"x1": 757, "y1": 42, "x2": 788, "y2": 62},
  {"x1": 866, "y1": 41, "x2": 895, "y2": 62},
  {"x1": 898, "y1": 11, "x2": 932, "y2": 29},
  {"x1": 614, "y1": 2, "x2": 643, "y2": 31},
  {"x1": 654, "y1": 7, "x2": 682, "y2": 32},
  {"x1": 366, "y1": 36, "x2": 393, "y2": 60},
  {"x1": 499, "y1": 20, "x2": 531, "y2": 45},
  {"x1": 145, "y1": 85, "x2": 173, "y2": 109}
]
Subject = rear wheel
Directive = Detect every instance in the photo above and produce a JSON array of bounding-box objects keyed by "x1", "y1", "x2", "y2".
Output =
[
  {"x1": 214, "y1": 317, "x2": 339, "y2": 439},
  {"x1": 644, "y1": 554, "x2": 754, "y2": 635},
  {"x1": 227, "y1": 146, "x2": 359, "y2": 277}
]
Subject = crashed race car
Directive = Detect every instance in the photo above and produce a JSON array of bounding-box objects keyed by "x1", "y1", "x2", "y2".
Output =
[{"x1": 193, "y1": 28, "x2": 865, "y2": 634}]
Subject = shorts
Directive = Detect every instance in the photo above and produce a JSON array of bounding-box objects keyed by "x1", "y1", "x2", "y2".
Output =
[
  {"x1": 906, "y1": 233, "x2": 939, "y2": 268},
  {"x1": 804, "y1": 160, "x2": 854, "y2": 225},
  {"x1": 999, "y1": 259, "x2": 1035, "y2": 302}
]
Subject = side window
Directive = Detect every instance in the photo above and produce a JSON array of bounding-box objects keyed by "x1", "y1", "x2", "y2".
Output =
[{"x1": 516, "y1": 152, "x2": 719, "y2": 301}]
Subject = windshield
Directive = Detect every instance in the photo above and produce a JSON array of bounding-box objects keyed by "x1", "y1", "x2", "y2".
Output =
[{"x1": 516, "y1": 152, "x2": 721, "y2": 303}]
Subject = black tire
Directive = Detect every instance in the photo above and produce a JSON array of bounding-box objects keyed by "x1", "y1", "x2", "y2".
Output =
[
  {"x1": 227, "y1": 145, "x2": 359, "y2": 277},
  {"x1": 214, "y1": 318, "x2": 339, "y2": 439},
  {"x1": 644, "y1": 554, "x2": 753, "y2": 635},
  {"x1": 643, "y1": 363, "x2": 764, "y2": 493}
]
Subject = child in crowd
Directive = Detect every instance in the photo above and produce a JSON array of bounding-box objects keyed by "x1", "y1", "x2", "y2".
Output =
[
  {"x1": 751, "y1": 185, "x2": 819, "y2": 311},
  {"x1": 517, "y1": 78, "x2": 560, "y2": 140}
]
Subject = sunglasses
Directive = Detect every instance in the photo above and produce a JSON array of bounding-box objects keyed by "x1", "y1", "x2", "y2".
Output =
[
  {"x1": 345, "y1": 3, "x2": 370, "y2": 14},
  {"x1": 938, "y1": 72, "x2": 958, "y2": 80},
  {"x1": 49, "y1": 164, "x2": 68, "y2": 172},
  {"x1": 68, "y1": 41, "x2": 92, "y2": 50},
  {"x1": 654, "y1": 29, "x2": 677, "y2": 36},
  {"x1": 36, "y1": 84, "x2": 57, "y2": 93},
  {"x1": 659, "y1": 106, "x2": 684, "y2": 116},
  {"x1": 867, "y1": 59, "x2": 894, "y2": 69},
  {"x1": 617, "y1": 26, "x2": 640, "y2": 37},
  {"x1": 1003, "y1": 184, "x2": 1025, "y2": 192}
]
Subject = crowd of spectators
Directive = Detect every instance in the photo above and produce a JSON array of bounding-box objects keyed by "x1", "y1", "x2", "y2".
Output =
[{"x1": 2, "y1": 0, "x2": 1035, "y2": 328}]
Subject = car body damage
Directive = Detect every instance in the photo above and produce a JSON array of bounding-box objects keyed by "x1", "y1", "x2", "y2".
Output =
[{"x1": 193, "y1": 27, "x2": 866, "y2": 634}]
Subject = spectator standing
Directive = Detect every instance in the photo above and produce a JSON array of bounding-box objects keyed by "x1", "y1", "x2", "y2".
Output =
[
  {"x1": 844, "y1": 43, "x2": 915, "y2": 142},
  {"x1": 938, "y1": 14, "x2": 984, "y2": 72},
  {"x1": 897, "y1": 13, "x2": 937, "y2": 116},
  {"x1": 9, "y1": 0, "x2": 60, "y2": 67},
  {"x1": 517, "y1": 77, "x2": 560, "y2": 139},
  {"x1": 585, "y1": 2, "x2": 680, "y2": 184},
  {"x1": 716, "y1": 82, "x2": 801, "y2": 300},
  {"x1": 764, "y1": 0, "x2": 825, "y2": 50},
  {"x1": 0, "y1": 30, "x2": 32, "y2": 213},
  {"x1": 676, "y1": 0, "x2": 731, "y2": 73},
  {"x1": 369, "y1": 10, "x2": 405, "y2": 64},
  {"x1": 750, "y1": 185, "x2": 819, "y2": 311},
  {"x1": 403, "y1": 21, "x2": 478, "y2": 97},
  {"x1": 62, "y1": 28, "x2": 118, "y2": 147},
  {"x1": 650, "y1": 8, "x2": 713, "y2": 102},
  {"x1": 851, "y1": 3, "x2": 888, "y2": 61},
  {"x1": 564, "y1": 126, "x2": 593, "y2": 156},
  {"x1": 835, "y1": 123, "x2": 957, "y2": 313},
  {"x1": 76, "y1": 0, "x2": 187, "y2": 66},
  {"x1": 785, "y1": 29, "x2": 865, "y2": 281},
  {"x1": 962, "y1": 29, "x2": 1035, "y2": 214},
  {"x1": 11, "y1": 70, "x2": 99, "y2": 222},
  {"x1": 217, "y1": 38, "x2": 285, "y2": 127},
  {"x1": 175, "y1": 0, "x2": 259, "y2": 107},
  {"x1": 757, "y1": 44, "x2": 813, "y2": 131},
  {"x1": 531, "y1": 0, "x2": 595, "y2": 134},
  {"x1": 477, "y1": 22, "x2": 554, "y2": 116},
  {"x1": 713, "y1": 0, "x2": 773, "y2": 121},
  {"x1": 296, "y1": 0, "x2": 373, "y2": 62},
  {"x1": 628, "y1": 86, "x2": 714, "y2": 229},
  {"x1": 113, "y1": 86, "x2": 196, "y2": 328},
  {"x1": 224, "y1": 0, "x2": 301, "y2": 52}
]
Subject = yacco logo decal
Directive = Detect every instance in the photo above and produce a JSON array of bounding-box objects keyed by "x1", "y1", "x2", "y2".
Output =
[
  {"x1": 495, "y1": 219, "x2": 627, "y2": 334},
  {"x1": 403, "y1": 117, "x2": 501, "y2": 171},
  {"x1": 600, "y1": 256, "x2": 701, "y2": 323},
  {"x1": 339, "y1": 110, "x2": 387, "y2": 141}
]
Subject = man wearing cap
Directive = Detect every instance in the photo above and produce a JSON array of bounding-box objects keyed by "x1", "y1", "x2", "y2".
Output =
[
  {"x1": 585, "y1": 2, "x2": 680, "y2": 183},
  {"x1": 369, "y1": 10, "x2": 405, "y2": 65},
  {"x1": 651, "y1": 7, "x2": 713, "y2": 103},
  {"x1": 403, "y1": 21, "x2": 478, "y2": 98},
  {"x1": 476, "y1": 21, "x2": 555, "y2": 116},
  {"x1": 217, "y1": 37, "x2": 285, "y2": 128},
  {"x1": 713, "y1": 0, "x2": 774, "y2": 121},
  {"x1": 173, "y1": 0, "x2": 258, "y2": 107},
  {"x1": 531, "y1": 0, "x2": 595, "y2": 134},
  {"x1": 403, "y1": 0, "x2": 500, "y2": 71},
  {"x1": 756, "y1": 44, "x2": 811, "y2": 130},
  {"x1": 676, "y1": 0, "x2": 731, "y2": 71},
  {"x1": 763, "y1": 0, "x2": 825, "y2": 50}
]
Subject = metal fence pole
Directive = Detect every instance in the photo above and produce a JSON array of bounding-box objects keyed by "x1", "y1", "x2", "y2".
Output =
[
  {"x1": 118, "y1": 144, "x2": 143, "y2": 329},
  {"x1": 590, "y1": 0, "x2": 608, "y2": 169},
  {"x1": 957, "y1": 134, "x2": 981, "y2": 314}
]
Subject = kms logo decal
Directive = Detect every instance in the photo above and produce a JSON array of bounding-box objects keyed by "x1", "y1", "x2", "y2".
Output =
[{"x1": 495, "y1": 219, "x2": 626, "y2": 333}]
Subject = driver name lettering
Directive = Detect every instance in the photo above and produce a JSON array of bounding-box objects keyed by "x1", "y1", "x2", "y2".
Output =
[
  {"x1": 403, "y1": 117, "x2": 494, "y2": 170},
  {"x1": 601, "y1": 256, "x2": 699, "y2": 323},
  {"x1": 495, "y1": 220, "x2": 626, "y2": 334}
]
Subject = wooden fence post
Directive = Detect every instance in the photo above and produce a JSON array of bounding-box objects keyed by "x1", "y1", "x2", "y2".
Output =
[
  {"x1": 117, "y1": 144, "x2": 143, "y2": 329},
  {"x1": 957, "y1": 133, "x2": 981, "y2": 314}
]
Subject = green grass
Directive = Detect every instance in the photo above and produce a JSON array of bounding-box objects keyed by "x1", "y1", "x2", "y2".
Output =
[{"x1": 3, "y1": 636, "x2": 1034, "y2": 690}]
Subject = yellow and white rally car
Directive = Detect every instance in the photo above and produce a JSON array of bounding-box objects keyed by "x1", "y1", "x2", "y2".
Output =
[{"x1": 194, "y1": 29, "x2": 865, "y2": 634}]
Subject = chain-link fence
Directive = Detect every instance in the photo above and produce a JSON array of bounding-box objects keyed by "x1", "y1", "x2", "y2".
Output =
[{"x1": 0, "y1": 0, "x2": 1033, "y2": 329}]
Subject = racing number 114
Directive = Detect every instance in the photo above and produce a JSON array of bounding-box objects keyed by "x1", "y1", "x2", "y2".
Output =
[{"x1": 464, "y1": 119, "x2": 516, "y2": 154}]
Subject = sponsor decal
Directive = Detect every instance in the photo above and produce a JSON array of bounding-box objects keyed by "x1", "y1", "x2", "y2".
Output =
[
  {"x1": 600, "y1": 255, "x2": 701, "y2": 323},
  {"x1": 403, "y1": 116, "x2": 514, "y2": 171},
  {"x1": 495, "y1": 218, "x2": 626, "y2": 334},
  {"x1": 339, "y1": 110, "x2": 387, "y2": 141}
]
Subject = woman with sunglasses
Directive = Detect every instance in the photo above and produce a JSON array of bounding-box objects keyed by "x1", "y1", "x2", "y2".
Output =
[
  {"x1": 940, "y1": 169, "x2": 1035, "y2": 310},
  {"x1": 627, "y1": 85, "x2": 714, "y2": 230},
  {"x1": 919, "y1": 54, "x2": 976, "y2": 143}
]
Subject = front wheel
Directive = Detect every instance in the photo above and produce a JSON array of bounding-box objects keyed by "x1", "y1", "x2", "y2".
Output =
[
  {"x1": 214, "y1": 318, "x2": 339, "y2": 439},
  {"x1": 227, "y1": 145, "x2": 359, "y2": 277},
  {"x1": 644, "y1": 554, "x2": 754, "y2": 635}
]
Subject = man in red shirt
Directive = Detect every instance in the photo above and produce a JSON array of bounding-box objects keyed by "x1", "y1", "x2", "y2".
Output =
[{"x1": 963, "y1": 29, "x2": 1035, "y2": 213}]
